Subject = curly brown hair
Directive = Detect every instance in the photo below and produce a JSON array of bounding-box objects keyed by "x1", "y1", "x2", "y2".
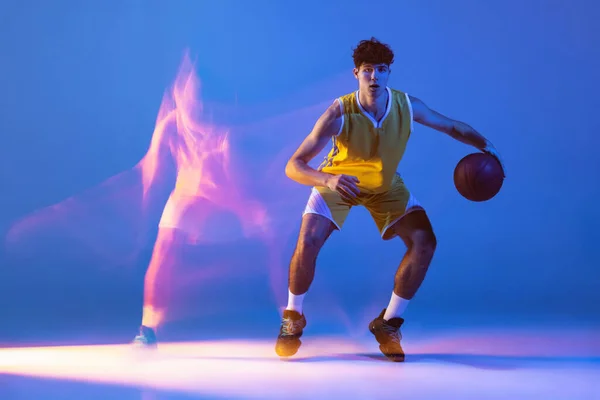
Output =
[{"x1": 352, "y1": 37, "x2": 395, "y2": 68}]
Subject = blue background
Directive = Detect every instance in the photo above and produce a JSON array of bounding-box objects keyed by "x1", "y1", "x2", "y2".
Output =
[{"x1": 0, "y1": 0, "x2": 598, "y2": 345}]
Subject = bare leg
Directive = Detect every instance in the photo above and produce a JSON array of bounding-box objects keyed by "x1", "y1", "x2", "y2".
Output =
[
  {"x1": 288, "y1": 213, "x2": 336, "y2": 295},
  {"x1": 276, "y1": 213, "x2": 335, "y2": 357},
  {"x1": 390, "y1": 209, "x2": 437, "y2": 300},
  {"x1": 369, "y1": 209, "x2": 437, "y2": 362}
]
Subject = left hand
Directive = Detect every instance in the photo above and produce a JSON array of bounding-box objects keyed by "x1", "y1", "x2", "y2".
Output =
[{"x1": 482, "y1": 144, "x2": 506, "y2": 178}]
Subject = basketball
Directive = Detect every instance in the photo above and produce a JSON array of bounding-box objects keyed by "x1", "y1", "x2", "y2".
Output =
[{"x1": 453, "y1": 152, "x2": 504, "y2": 202}]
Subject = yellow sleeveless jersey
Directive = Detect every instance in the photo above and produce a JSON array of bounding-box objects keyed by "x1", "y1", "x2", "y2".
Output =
[{"x1": 318, "y1": 87, "x2": 414, "y2": 194}]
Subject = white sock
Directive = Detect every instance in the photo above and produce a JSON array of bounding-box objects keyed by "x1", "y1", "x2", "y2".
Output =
[
  {"x1": 286, "y1": 290, "x2": 305, "y2": 314},
  {"x1": 383, "y1": 292, "x2": 410, "y2": 320}
]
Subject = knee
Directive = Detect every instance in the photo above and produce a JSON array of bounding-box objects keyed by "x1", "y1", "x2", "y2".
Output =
[
  {"x1": 295, "y1": 233, "x2": 325, "y2": 256},
  {"x1": 410, "y1": 228, "x2": 437, "y2": 254}
]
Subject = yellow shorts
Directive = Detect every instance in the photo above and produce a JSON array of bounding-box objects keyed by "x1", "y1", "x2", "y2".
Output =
[{"x1": 303, "y1": 173, "x2": 423, "y2": 240}]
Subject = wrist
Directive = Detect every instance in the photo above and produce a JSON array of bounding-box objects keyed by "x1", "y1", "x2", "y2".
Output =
[
  {"x1": 481, "y1": 139, "x2": 493, "y2": 152},
  {"x1": 319, "y1": 173, "x2": 333, "y2": 188}
]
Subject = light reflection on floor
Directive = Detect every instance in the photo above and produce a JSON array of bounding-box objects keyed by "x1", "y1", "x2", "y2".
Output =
[{"x1": 1, "y1": 327, "x2": 598, "y2": 400}]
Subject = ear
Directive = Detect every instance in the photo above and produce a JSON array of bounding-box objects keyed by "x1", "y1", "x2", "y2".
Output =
[{"x1": 353, "y1": 67, "x2": 359, "y2": 79}]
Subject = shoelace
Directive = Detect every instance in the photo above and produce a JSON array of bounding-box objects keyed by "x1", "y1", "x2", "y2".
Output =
[
  {"x1": 382, "y1": 323, "x2": 402, "y2": 344},
  {"x1": 280, "y1": 317, "x2": 303, "y2": 336}
]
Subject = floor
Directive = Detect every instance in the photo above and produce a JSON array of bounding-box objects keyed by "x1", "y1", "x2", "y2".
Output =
[{"x1": 1, "y1": 324, "x2": 598, "y2": 399}]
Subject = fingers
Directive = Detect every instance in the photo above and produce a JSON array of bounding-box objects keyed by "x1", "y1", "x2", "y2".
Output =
[
  {"x1": 342, "y1": 175, "x2": 360, "y2": 188},
  {"x1": 347, "y1": 175, "x2": 360, "y2": 184},
  {"x1": 494, "y1": 156, "x2": 507, "y2": 178},
  {"x1": 337, "y1": 184, "x2": 359, "y2": 199},
  {"x1": 483, "y1": 150, "x2": 506, "y2": 178},
  {"x1": 338, "y1": 188, "x2": 355, "y2": 203},
  {"x1": 338, "y1": 184, "x2": 359, "y2": 199},
  {"x1": 339, "y1": 176, "x2": 360, "y2": 197}
]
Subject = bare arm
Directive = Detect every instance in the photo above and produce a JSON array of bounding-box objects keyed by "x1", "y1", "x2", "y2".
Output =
[
  {"x1": 409, "y1": 95, "x2": 493, "y2": 150},
  {"x1": 409, "y1": 95, "x2": 505, "y2": 175},
  {"x1": 285, "y1": 100, "x2": 342, "y2": 187}
]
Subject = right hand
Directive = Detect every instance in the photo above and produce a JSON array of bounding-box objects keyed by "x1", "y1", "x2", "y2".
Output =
[
  {"x1": 482, "y1": 144, "x2": 506, "y2": 178},
  {"x1": 325, "y1": 174, "x2": 360, "y2": 198}
]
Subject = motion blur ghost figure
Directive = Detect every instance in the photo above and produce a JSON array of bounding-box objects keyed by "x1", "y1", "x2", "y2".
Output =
[
  {"x1": 3, "y1": 49, "x2": 334, "y2": 348},
  {"x1": 132, "y1": 52, "x2": 271, "y2": 346}
]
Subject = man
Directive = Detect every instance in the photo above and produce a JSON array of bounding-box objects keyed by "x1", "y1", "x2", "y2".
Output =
[{"x1": 274, "y1": 37, "x2": 504, "y2": 361}]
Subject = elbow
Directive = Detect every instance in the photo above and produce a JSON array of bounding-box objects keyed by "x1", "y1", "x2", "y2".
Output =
[
  {"x1": 448, "y1": 120, "x2": 461, "y2": 136},
  {"x1": 448, "y1": 125, "x2": 461, "y2": 139},
  {"x1": 285, "y1": 158, "x2": 305, "y2": 180},
  {"x1": 449, "y1": 121, "x2": 471, "y2": 141},
  {"x1": 284, "y1": 159, "x2": 296, "y2": 179}
]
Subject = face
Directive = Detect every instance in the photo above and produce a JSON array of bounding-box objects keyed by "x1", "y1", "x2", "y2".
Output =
[{"x1": 353, "y1": 63, "x2": 390, "y2": 96}]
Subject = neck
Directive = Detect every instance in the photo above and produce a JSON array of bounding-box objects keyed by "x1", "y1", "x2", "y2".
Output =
[{"x1": 358, "y1": 87, "x2": 388, "y2": 114}]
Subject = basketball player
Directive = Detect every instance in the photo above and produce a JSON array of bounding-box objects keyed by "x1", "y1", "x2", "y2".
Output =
[{"x1": 275, "y1": 37, "x2": 505, "y2": 361}]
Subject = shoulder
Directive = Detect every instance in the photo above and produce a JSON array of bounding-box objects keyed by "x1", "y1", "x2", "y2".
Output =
[
  {"x1": 316, "y1": 89, "x2": 361, "y2": 131},
  {"x1": 388, "y1": 87, "x2": 410, "y2": 103},
  {"x1": 322, "y1": 98, "x2": 343, "y2": 121},
  {"x1": 405, "y1": 94, "x2": 427, "y2": 114},
  {"x1": 336, "y1": 90, "x2": 359, "y2": 111},
  {"x1": 338, "y1": 90, "x2": 356, "y2": 102},
  {"x1": 388, "y1": 89, "x2": 426, "y2": 111},
  {"x1": 310, "y1": 98, "x2": 344, "y2": 138},
  {"x1": 386, "y1": 88, "x2": 418, "y2": 115},
  {"x1": 389, "y1": 87, "x2": 406, "y2": 96}
]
